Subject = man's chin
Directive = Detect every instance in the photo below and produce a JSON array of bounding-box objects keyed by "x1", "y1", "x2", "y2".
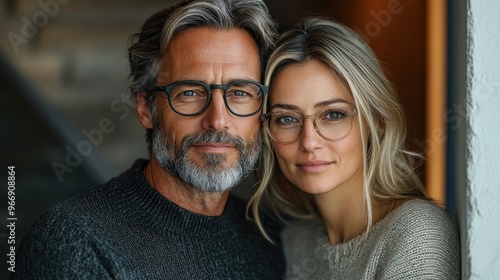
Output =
[{"x1": 180, "y1": 166, "x2": 243, "y2": 193}]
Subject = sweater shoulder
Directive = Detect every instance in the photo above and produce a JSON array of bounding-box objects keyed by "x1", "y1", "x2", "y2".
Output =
[
  {"x1": 13, "y1": 190, "x2": 123, "y2": 279},
  {"x1": 18, "y1": 176, "x2": 125, "y2": 250},
  {"x1": 44, "y1": 175, "x2": 125, "y2": 220},
  {"x1": 20, "y1": 165, "x2": 135, "y2": 249},
  {"x1": 387, "y1": 199, "x2": 457, "y2": 236},
  {"x1": 373, "y1": 199, "x2": 461, "y2": 279},
  {"x1": 381, "y1": 199, "x2": 460, "y2": 255},
  {"x1": 48, "y1": 159, "x2": 145, "y2": 219}
]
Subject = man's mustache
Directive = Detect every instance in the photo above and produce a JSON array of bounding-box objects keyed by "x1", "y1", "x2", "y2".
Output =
[{"x1": 180, "y1": 131, "x2": 246, "y2": 151}]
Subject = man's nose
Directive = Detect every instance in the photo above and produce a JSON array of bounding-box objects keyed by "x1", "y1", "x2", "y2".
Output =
[{"x1": 200, "y1": 90, "x2": 231, "y2": 131}]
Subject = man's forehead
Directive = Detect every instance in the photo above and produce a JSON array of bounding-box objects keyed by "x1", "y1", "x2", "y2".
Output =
[{"x1": 158, "y1": 27, "x2": 261, "y2": 82}]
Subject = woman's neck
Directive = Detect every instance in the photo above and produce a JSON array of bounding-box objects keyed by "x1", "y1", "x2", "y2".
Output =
[
  {"x1": 313, "y1": 184, "x2": 395, "y2": 245},
  {"x1": 314, "y1": 186, "x2": 365, "y2": 245}
]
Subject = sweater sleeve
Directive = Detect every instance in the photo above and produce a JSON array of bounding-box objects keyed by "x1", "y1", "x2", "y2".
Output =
[
  {"x1": 378, "y1": 202, "x2": 461, "y2": 280},
  {"x1": 10, "y1": 208, "x2": 118, "y2": 279}
]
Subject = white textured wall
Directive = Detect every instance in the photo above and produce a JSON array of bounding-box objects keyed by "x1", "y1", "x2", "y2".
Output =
[{"x1": 466, "y1": 0, "x2": 500, "y2": 278}]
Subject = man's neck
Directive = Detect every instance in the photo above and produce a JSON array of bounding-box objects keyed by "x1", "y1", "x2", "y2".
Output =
[{"x1": 143, "y1": 158, "x2": 230, "y2": 216}]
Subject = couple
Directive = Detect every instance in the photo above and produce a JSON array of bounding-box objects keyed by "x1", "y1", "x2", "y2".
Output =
[{"x1": 13, "y1": 0, "x2": 460, "y2": 279}]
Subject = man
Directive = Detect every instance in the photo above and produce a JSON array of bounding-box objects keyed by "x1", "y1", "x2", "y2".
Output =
[{"x1": 12, "y1": 0, "x2": 284, "y2": 278}]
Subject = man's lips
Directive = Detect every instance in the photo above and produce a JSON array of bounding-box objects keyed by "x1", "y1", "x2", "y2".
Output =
[
  {"x1": 296, "y1": 160, "x2": 333, "y2": 173},
  {"x1": 191, "y1": 143, "x2": 236, "y2": 153}
]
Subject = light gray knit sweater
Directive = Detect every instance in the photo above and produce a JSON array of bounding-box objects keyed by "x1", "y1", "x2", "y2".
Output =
[{"x1": 282, "y1": 199, "x2": 460, "y2": 279}]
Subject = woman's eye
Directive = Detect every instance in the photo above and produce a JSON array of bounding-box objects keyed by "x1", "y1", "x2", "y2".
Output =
[
  {"x1": 324, "y1": 110, "x2": 346, "y2": 121},
  {"x1": 276, "y1": 115, "x2": 298, "y2": 125}
]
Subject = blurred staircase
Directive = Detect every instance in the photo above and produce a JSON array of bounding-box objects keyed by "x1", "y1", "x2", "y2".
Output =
[{"x1": 0, "y1": 0, "x2": 175, "y2": 176}]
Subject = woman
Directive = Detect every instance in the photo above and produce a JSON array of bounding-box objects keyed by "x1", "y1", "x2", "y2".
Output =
[{"x1": 248, "y1": 18, "x2": 460, "y2": 279}]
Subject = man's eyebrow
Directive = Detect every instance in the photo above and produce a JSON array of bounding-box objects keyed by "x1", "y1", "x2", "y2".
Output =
[{"x1": 226, "y1": 78, "x2": 260, "y2": 84}]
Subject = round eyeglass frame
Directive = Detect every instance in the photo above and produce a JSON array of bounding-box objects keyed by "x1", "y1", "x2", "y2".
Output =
[
  {"x1": 151, "y1": 80, "x2": 268, "y2": 117},
  {"x1": 260, "y1": 108, "x2": 357, "y2": 144}
]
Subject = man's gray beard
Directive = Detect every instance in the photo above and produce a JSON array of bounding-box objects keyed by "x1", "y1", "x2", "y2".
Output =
[{"x1": 151, "y1": 120, "x2": 262, "y2": 193}]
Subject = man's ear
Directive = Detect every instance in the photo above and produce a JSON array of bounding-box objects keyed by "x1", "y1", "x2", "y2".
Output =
[{"x1": 136, "y1": 91, "x2": 153, "y2": 129}]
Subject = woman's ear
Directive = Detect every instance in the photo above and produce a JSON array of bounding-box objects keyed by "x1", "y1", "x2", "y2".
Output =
[{"x1": 136, "y1": 91, "x2": 153, "y2": 129}]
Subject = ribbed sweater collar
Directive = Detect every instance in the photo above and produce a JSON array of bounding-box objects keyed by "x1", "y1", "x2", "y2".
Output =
[{"x1": 108, "y1": 159, "x2": 241, "y2": 237}]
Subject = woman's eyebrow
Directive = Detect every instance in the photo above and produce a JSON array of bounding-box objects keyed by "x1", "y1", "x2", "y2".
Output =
[
  {"x1": 270, "y1": 98, "x2": 351, "y2": 111},
  {"x1": 315, "y1": 98, "x2": 350, "y2": 109},
  {"x1": 269, "y1": 104, "x2": 300, "y2": 111}
]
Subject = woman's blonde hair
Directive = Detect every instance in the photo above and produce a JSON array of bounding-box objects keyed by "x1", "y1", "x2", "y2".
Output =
[{"x1": 247, "y1": 17, "x2": 428, "y2": 241}]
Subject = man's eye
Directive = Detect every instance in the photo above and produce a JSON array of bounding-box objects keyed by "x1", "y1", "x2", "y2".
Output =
[
  {"x1": 228, "y1": 90, "x2": 259, "y2": 101},
  {"x1": 181, "y1": 90, "x2": 197, "y2": 97},
  {"x1": 228, "y1": 83, "x2": 261, "y2": 99},
  {"x1": 232, "y1": 90, "x2": 248, "y2": 97},
  {"x1": 171, "y1": 83, "x2": 207, "y2": 99},
  {"x1": 173, "y1": 90, "x2": 206, "y2": 99}
]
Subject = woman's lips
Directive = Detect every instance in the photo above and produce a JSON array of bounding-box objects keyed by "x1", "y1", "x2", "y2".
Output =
[{"x1": 296, "y1": 160, "x2": 333, "y2": 173}]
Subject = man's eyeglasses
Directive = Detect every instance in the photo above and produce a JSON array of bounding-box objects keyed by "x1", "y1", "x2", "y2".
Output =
[
  {"x1": 260, "y1": 107, "x2": 357, "y2": 144},
  {"x1": 151, "y1": 80, "x2": 268, "y2": 117}
]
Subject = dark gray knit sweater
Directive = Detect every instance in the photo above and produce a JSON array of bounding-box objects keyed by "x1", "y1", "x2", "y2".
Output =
[{"x1": 12, "y1": 160, "x2": 285, "y2": 279}]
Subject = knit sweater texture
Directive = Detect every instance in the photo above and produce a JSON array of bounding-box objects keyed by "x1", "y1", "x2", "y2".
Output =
[
  {"x1": 12, "y1": 159, "x2": 285, "y2": 279},
  {"x1": 282, "y1": 199, "x2": 460, "y2": 279}
]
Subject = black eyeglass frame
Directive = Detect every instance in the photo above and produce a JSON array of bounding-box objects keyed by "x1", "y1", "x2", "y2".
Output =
[{"x1": 151, "y1": 80, "x2": 268, "y2": 117}]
